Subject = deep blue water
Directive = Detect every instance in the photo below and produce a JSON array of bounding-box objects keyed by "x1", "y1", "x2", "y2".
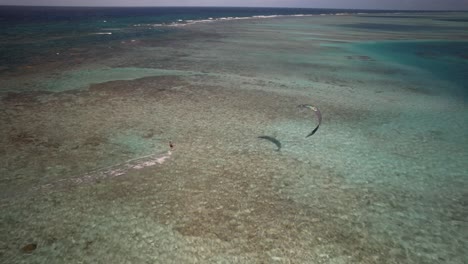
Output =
[
  {"x1": 0, "y1": 6, "x2": 398, "y2": 69},
  {"x1": 0, "y1": 6, "x2": 396, "y2": 24}
]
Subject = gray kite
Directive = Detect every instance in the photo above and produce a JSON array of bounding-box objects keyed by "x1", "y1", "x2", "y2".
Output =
[{"x1": 298, "y1": 104, "x2": 322, "y2": 137}]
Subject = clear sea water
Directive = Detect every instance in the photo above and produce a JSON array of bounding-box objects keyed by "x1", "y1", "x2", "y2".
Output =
[
  {"x1": 0, "y1": 6, "x2": 419, "y2": 69},
  {"x1": 0, "y1": 6, "x2": 467, "y2": 264},
  {"x1": 349, "y1": 40, "x2": 468, "y2": 97}
]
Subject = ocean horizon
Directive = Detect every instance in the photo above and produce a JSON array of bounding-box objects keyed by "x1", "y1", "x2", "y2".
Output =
[{"x1": 1, "y1": 6, "x2": 467, "y2": 264}]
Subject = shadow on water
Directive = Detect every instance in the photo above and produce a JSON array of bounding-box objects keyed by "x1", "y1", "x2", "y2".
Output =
[{"x1": 258, "y1": 135, "x2": 282, "y2": 151}]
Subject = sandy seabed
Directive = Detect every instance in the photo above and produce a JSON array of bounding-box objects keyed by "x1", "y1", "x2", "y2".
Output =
[{"x1": 1, "y1": 13, "x2": 467, "y2": 263}]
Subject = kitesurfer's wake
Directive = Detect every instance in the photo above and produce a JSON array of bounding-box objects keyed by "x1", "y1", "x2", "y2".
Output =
[
  {"x1": 33, "y1": 142, "x2": 174, "y2": 192},
  {"x1": 298, "y1": 104, "x2": 322, "y2": 137}
]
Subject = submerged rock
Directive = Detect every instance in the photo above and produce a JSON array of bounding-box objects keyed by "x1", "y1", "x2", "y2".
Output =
[{"x1": 21, "y1": 243, "x2": 37, "y2": 253}]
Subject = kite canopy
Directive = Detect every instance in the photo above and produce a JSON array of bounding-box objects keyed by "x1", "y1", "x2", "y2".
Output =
[{"x1": 298, "y1": 104, "x2": 322, "y2": 137}]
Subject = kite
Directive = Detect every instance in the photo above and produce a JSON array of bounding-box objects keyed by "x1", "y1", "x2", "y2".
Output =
[{"x1": 298, "y1": 104, "x2": 322, "y2": 137}]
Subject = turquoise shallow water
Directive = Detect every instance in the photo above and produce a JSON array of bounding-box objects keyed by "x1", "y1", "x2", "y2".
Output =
[
  {"x1": 349, "y1": 40, "x2": 468, "y2": 97},
  {"x1": 0, "y1": 8, "x2": 467, "y2": 264}
]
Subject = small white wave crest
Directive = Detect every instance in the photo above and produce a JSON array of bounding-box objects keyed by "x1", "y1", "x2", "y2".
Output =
[
  {"x1": 91, "y1": 32, "x2": 113, "y2": 35},
  {"x1": 132, "y1": 12, "x2": 351, "y2": 28}
]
